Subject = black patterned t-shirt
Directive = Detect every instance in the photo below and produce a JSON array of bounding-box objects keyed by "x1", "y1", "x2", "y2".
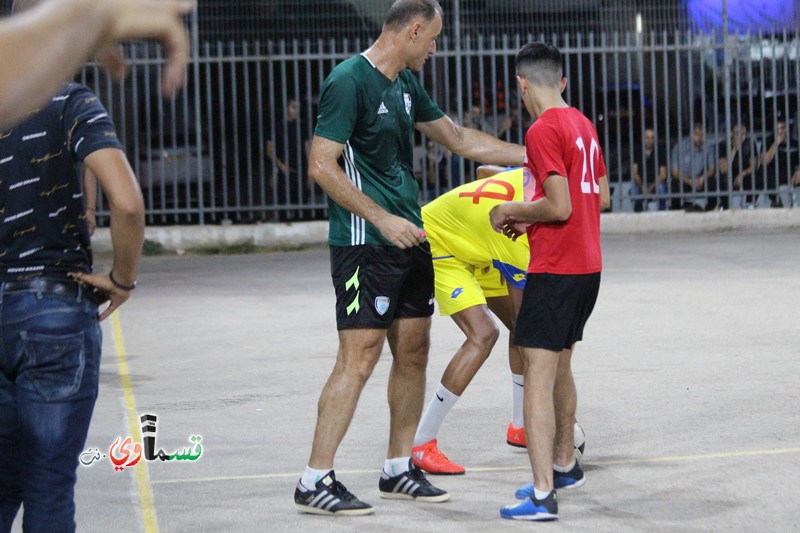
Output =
[{"x1": 0, "y1": 82, "x2": 123, "y2": 281}]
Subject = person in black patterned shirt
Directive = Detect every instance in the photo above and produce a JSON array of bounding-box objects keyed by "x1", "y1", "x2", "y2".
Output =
[{"x1": 0, "y1": 3, "x2": 145, "y2": 528}]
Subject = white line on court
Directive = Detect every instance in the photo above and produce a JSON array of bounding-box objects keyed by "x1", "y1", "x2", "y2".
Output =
[{"x1": 149, "y1": 446, "x2": 800, "y2": 485}]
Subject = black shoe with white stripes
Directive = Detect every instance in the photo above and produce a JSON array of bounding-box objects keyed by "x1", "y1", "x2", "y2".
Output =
[
  {"x1": 378, "y1": 460, "x2": 451, "y2": 502},
  {"x1": 294, "y1": 471, "x2": 374, "y2": 516}
]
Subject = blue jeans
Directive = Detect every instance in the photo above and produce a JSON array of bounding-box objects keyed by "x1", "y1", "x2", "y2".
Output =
[
  {"x1": 0, "y1": 280, "x2": 101, "y2": 533},
  {"x1": 656, "y1": 181, "x2": 669, "y2": 211},
  {"x1": 630, "y1": 183, "x2": 645, "y2": 212},
  {"x1": 632, "y1": 183, "x2": 669, "y2": 211}
]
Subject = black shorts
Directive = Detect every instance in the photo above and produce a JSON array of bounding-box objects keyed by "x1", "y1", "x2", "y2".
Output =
[
  {"x1": 330, "y1": 243, "x2": 434, "y2": 330},
  {"x1": 514, "y1": 272, "x2": 601, "y2": 351}
]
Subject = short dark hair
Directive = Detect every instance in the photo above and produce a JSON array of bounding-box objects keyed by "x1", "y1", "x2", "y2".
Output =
[
  {"x1": 384, "y1": 0, "x2": 443, "y2": 31},
  {"x1": 516, "y1": 42, "x2": 563, "y2": 88}
]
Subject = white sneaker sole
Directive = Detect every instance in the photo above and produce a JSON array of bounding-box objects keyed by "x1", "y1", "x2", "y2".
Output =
[
  {"x1": 379, "y1": 491, "x2": 451, "y2": 503},
  {"x1": 294, "y1": 502, "x2": 375, "y2": 516},
  {"x1": 506, "y1": 512, "x2": 558, "y2": 521}
]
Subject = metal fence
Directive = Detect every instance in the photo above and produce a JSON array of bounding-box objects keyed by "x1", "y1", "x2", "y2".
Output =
[
  {"x1": 189, "y1": 1, "x2": 795, "y2": 43},
  {"x1": 77, "y1": 26, "x2": 798, "y2": 226},
  {"x1": 0, "y1": 0, "x2": 779, "y2": 224},
  {"x1": 192, "y1": 0, "x2": 689, "y2": 43}
]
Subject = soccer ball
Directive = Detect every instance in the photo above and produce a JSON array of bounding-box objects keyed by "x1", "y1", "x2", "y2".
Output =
[{"x1": 574, "y1": 421, "x2": 586, "y2": 461}]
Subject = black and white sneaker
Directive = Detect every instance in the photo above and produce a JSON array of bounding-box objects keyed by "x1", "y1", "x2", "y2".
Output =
[
  {"x1": 294, "y1": 471, "x2": 374, "y2": 516},
  {"x1": 378, "y1": 460, "x2": 451, "y2": 502}
]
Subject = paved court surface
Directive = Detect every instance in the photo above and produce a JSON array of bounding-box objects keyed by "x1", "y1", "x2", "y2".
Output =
[{"x1": 12, "y1": 229, "x2": 800, "y2": 532}]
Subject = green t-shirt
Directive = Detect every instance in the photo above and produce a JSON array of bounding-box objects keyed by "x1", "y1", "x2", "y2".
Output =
[{"x1": 314, "y1": 54, "x2": 445, "y2": 246}]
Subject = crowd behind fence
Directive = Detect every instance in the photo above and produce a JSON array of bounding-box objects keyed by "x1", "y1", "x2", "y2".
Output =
[{"x1": 67, "y1": 28, "x2": 798, "y2": 225}]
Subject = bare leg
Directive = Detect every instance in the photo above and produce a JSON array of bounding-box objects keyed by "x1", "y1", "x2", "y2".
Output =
[
  {"x1": 308, "y1": 328, "x2": 386, "y2": 469},
  {"x1": 553, "y1": 346, "x2": 576, "y2": 466},
  {"x1": 507, "y1": 342, "x2": 524, "y2": 375},
  {"x1": 386, "y1": 317, "x2": 430, "y2": 459},
  {"x1": 487, "y1": 289, "x2": 524, "y2": 375},
  {"x1": 440, "y1": 305, "x2": 500, "y2": 395},
  {"x1": 487, "y1": 292, "x2": 525, "y2": 436},
  {"x1": 522, "y1": 346, "x2": 560, "y2": 493}
]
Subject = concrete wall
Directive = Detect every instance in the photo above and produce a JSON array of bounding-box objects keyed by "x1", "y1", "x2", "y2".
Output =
[{"x1": 90, "y1": 208, "x2": 800, "y2": 254}]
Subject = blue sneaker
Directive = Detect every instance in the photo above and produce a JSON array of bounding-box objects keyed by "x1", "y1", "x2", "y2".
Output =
[
  {"x1": 515, "y1": 461, "x2": 585, "y2": 499},
  {"x1": 500, "y1": 491, "x2": 558, "y2": 521},
  {"x1": 554, "y1": 460, "x2": 585, "y2": 489},
  {"x1": 514, "y1": 482, "x2": 534, "y2": 500}
]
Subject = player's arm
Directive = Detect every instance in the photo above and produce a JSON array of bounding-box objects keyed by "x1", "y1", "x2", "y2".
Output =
[
  {"x1": 489, "y1": 174, "x2": 571, "y2": 239},
  {"x1": 416, "y1": 115, "x2": 525, "y2": 168},
  {"x1": 307, "y1": 135, "x2": 423, "y2": 249},
  {"x1": 71, "y1": 148, "x2": 145, "y2": 321},
  {"x1": 476, "y1": 165, "x2": 507, "y2": 180},
  {"x1": 84, "y1": 167, "x2": 98, "y2": 235},
  {"x1": 0, "y1": 0, "x2": 191, "y2": 129},
  {"x1": 599, "y1": 175, "x2": 610, "y2": 211}
]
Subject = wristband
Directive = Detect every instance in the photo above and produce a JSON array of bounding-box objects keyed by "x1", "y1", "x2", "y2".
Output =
[{"x1": 109, "y1": 270, "x2": 136, "y2": 291}]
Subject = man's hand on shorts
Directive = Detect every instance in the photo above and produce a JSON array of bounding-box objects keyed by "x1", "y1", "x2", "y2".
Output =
[{"x1": 376, "y1": 213, "x2": 425, "y2": 249}]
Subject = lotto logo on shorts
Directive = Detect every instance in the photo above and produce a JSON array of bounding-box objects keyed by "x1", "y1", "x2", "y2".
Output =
[
  {"x1": 451, "y1": 288, "x2": 463, "y2": 299},
  {"x1": 375, "y1": 296, "x2": 390, "y2": 315}
]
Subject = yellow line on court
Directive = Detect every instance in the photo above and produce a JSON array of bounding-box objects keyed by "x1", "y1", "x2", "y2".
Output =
[
  {"x1": 150, "y1": 446, "x2": 800, "y2": 486},
  {"x1": 578, "y1": 447, "x2": 800, "y2": 466},
  {"x1": 111, "y1": 310, "x2": 159, "y2": 533}
]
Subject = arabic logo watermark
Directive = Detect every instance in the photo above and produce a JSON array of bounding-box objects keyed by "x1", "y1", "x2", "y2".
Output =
[{"x1": 80, "y1": 413, "x2": 203, "y2": 471}]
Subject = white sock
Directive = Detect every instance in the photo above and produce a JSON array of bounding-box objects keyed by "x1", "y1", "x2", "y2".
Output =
[
  {"x1": 384, "y1": 456, "x2": 411, "y2": 476},
  {"x1": 300, "y1": 466, "x2": 332, "y2": 490},
  {"x1": 554, "y1": 458, "x2": 576, "y2": 473},
  {"x1": 413, "y1": 383, "x2": 459, "y2": 446},
  {"x1": 533, "y1": 486, "x2": 551, "y2": 500},
  {"x1": 511, "y1": 373, "x2": 525, "y2": 428}
]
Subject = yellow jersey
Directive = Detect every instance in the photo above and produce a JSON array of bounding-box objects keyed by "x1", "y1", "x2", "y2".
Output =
[{"x1": 422, "y1": 167, "x2": 530, "y2": 291}]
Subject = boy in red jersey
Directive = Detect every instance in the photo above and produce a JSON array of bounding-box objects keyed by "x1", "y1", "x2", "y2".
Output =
[{"x1": 490, "y1": 42, "x2": 610, "y2": 521}]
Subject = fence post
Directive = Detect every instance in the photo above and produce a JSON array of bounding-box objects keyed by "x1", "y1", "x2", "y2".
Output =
[
  {"x1": 191, "y1": 6, "x2": 205, "y2": 224},
  {"x1": 722, "y1": 0, "x2": 734, "y2": 209},
  {"x1": 452, "y1": 0, "x2": 465, "y2": 187}
]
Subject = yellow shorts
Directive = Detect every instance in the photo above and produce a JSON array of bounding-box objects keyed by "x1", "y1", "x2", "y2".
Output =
[{"x1": 433, "y1": 256, "x2": 510, "y2": 316}]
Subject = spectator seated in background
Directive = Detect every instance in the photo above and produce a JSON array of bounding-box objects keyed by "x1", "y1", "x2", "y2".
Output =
[
  {"x1": 715, "y1": 123, "x2": 757, "y2": 211},
  {"x1": 669, "y1": 124, "x2": 716, "y2": 211},
  {"x1": 631, "y1": 127, "x2": 668, "y2": 211},
  {"x1": 754, "y1": 119, "x2": 800, "y2": 208}
]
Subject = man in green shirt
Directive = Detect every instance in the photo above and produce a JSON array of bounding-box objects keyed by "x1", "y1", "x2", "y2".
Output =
[{"x1": 294, "y1": 0, "x2": 525, "y2": 516}]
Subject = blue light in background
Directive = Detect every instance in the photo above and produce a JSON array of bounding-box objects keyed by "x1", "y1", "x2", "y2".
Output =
[{"x1": 686, "y1": 0, "x2": 798, "y2": 33}]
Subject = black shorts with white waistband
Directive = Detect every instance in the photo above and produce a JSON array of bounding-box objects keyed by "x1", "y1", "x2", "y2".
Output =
[
  {"x1": 513, "y1": 272, "x2": 601, "y2": 352},
  {"x1": 330, "y1": 243, "x2": 434, "y2": 330}
]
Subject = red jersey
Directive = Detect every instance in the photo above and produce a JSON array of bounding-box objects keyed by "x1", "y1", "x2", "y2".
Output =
[{"x1": 524, "y1": 107, "x2": 606, "y2": 274}]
